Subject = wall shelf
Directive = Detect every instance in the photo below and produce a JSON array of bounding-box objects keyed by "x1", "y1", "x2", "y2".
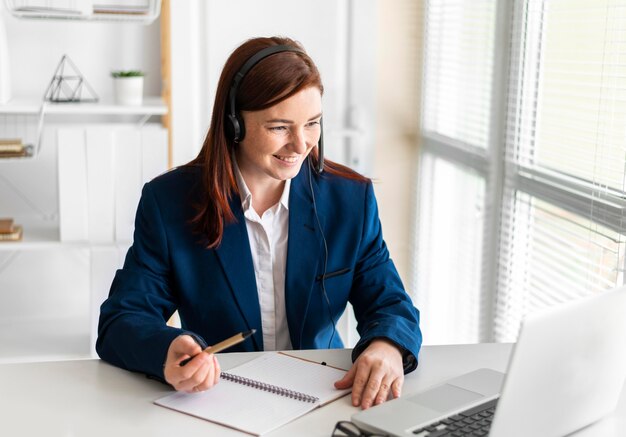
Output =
[
  {"x1": 4, "y1": 0, "x2": 162, "y2": 24},
  {"x1": 0, "y1": 96, "x2": 167, "y2": 160},
  {"x1": 0, "y1": 96, "x2": 167, "y2": 116},
  {"x1": 0, "y1": 219, "x2": 133, "y2": 251},
  {"x1": 0, "y1": 219, "x2": 58, "y2": 250}
]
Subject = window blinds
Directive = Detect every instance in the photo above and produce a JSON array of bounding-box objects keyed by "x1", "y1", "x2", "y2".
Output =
[
  {"x1": 415, "y1": 0, "x2": 626, "y2": 344},
  {"x1": 421, "y1": 0, "x2": 497, "y2": 150},
  {"x1": 496, "y1": 0, "x2": 626, "y2": 341},
  {"x1": 413, "y1": 153, "x2": 487, "y2": 344},
  {"x1": 412, "y1": 0, "x2": 497, "y2": 344}
]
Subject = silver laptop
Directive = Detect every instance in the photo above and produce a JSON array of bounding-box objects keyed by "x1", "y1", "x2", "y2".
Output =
[{"x1": 352, "y1": 285, "x2": 626, "y2": 437}]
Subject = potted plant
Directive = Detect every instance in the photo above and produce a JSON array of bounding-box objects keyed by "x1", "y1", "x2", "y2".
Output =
[{"x1": 111, "y1": 70, "x2": 144, "y2": 105}]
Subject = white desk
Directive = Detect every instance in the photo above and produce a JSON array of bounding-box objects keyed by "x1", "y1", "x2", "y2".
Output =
[{"x1": 1, "y1": 344, "x2": 624, "y2": 436}]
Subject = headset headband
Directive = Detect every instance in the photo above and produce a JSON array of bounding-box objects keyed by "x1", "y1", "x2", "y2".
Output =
[{"x1": 227, "y1": 45, "x2": 305, "y2": 133}]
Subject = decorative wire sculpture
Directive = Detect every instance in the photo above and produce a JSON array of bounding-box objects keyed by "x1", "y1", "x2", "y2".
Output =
[{"x1": 43, "y1": 54, "x2": 99, "y2": 103}]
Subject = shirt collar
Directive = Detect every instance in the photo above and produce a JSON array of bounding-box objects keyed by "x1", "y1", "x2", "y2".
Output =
[
  {"x1": 278, "y1": 177, "x2": 291, "y2": 211},
  {"x1": 232, "y1": 155, "x2": 291, "y2": 213}
]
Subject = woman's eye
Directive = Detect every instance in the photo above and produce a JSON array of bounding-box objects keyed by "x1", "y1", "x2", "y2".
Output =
[
  {"x1": 268, "y1": 126, "x2": 288, "y2": 132},
  {"x1": 306, "y1": 121, "x2": 320, "y2": 128}
]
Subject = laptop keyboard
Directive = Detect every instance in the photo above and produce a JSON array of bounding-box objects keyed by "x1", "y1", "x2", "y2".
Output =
[{"x1": 411, "y1": 398, "x2": 498, "y2": 437}]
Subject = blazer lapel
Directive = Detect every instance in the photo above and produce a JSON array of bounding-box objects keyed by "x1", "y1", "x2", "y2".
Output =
[
  {"x1": 285, "y1": 166, "x2": 325, "y2": 349},
  {"x1": 215, "y1": 196, "x2": 263, "y2": 350}
]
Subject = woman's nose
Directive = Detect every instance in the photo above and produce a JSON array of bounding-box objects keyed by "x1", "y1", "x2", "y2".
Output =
[{"x1": 291, "y1": 128, "x2": 308, "y2": 153}]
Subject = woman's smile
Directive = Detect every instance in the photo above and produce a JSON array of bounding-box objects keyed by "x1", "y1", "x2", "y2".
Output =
[{"x1": 273, "y1": 154, "x2": 301, "y2": 164}]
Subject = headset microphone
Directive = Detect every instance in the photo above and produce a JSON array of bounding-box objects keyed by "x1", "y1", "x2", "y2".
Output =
[{"x1": 316, "y1": 118, "x2": 325, "y2": 174}]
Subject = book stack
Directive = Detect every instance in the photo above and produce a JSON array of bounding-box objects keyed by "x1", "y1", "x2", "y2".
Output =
[
  {"x1": 0, "y1": 139, "x2": 31, "y2": 158},
  {"x1": 0, "y1": 218, "x2": 23, "y2": 242}
]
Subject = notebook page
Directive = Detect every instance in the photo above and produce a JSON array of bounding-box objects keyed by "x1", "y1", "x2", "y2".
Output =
[
  {"x1": 154, "y1": 352, "x2": 351, "y2": 435},
  {"x1": 226, "y1": 352, "x2": 350, "y2": 404},
  {"x1": 155, "y1": 378, "x2": 315, "y2": 435}
]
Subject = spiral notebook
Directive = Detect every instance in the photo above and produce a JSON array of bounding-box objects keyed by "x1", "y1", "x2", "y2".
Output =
[{"x1": 154, "y1": 352, "x2": 351, "y2": 435}]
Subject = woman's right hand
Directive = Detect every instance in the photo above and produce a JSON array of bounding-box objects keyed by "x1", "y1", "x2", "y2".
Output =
[{"x1": 164, "y1": 335, "x2": 221, "y2": 393}]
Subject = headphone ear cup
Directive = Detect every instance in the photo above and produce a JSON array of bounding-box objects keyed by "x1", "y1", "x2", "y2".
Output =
[
  {"x1": 226, "y1": 113, "x2": 246, "y2": 142},
  {"x1": 235, "y1": 112, "x2": 245, "y2": 142},
  {"x1": 225, "y1": 114, "x2": 238, "y2": 142}
]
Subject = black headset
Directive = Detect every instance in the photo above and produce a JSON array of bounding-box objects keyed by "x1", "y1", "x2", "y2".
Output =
[
  {"x1": 225, "y1": 44, "x2": 324, "y2": 174},
  {"x1": 227, "y1": 44, "x2": 333, "y2": 347}
]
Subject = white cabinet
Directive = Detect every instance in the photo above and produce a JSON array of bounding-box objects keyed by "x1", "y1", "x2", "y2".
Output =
[
  {"x1": 0, "y1": 2, "x2": 168, "y2": 363},
  {"x1": 0, "y1": 112, "x2": 168, "y2": 364},
  {"x1": 0, "y1": 99, "x2": 167, "y2": 245}
]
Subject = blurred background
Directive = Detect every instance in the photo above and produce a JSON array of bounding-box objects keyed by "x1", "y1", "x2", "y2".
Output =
[{"x1": 1, "y1": 0, "x2": 624, "y2": 363}]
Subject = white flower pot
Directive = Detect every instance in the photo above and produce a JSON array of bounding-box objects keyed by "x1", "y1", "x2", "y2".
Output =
[{"x1": 113, "y1": 76, "x2": 144, "y2": 106}]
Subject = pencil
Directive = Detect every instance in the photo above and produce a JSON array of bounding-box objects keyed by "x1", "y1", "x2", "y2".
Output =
[{"x1": 180, "y1": 329, "x2": 256, "y2": 366}]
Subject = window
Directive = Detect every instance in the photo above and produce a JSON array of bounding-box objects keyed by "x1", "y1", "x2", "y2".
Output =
[{"x1": 413, "y1": 0, "x2": 626, "y2": 344}]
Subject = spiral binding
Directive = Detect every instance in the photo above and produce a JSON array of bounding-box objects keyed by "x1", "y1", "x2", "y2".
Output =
[{"x1": 222, "y1": 372, "x2": 319, "y2": 404}]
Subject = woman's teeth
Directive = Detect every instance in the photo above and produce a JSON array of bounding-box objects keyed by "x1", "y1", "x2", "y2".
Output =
[{"x1": 274, "y1": 155, "x2": 299, "y2": 163}]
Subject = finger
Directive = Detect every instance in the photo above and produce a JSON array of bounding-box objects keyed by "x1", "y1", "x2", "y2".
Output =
[
  {"x1": 164, "y1": 336, "x2": 205, "y2": 387},
  {"x1": 360, "y1": 366, "x2": 386, "y2": 409},
  {"x1": 350, "y1": 364, "x2": 372, "y2": 408},
  {"x1": 391, "y1": 376, "x2": 404, "y2": 398},
  {"x1": 374, "y1": 375, "x2": 395, "y2": 405},
  {"x1": 334, "y1": 365, "x2": 356, "y2": 389},
  {"x1": 176, "y1": 350, "x2": 202, "y2": 366},
  {"x1": 173, "y1": 335, "x2": 203, "y2": 356},
  {"x1": 212, "y1": 355, "x2": 221, "y2": 386},
  {"x1": 189, "y1": 365, "x2": 212, "y2": 393},
  {"x1": 165, "y1": 356, "x2": 196, "y2": 388},
  {"x1": 179, "y1": 354, "x2": 212, "y2": 393},
  {"x1": 194, "y1": 354, "x2": 216, "y2": 392},
  {"x1": 167, "y1": 336, "x2": 202, "y2": 369},
  {"x1": 173, "y1": 353, "x2": 209, "y2": 388}
]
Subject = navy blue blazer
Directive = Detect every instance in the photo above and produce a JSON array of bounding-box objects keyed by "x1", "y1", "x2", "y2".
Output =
[{"x1": 96, "y1": 162, "x2": 422, "y2": 380}]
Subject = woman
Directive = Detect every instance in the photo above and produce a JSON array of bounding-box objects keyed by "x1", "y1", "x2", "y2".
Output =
[{"x1": 97, "y1": 36, "x2": 422, "y2": 410}]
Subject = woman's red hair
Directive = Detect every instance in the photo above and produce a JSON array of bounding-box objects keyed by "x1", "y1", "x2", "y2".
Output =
[{"x1": 188, "y1": 36, "x2": 368, "y2": 248}]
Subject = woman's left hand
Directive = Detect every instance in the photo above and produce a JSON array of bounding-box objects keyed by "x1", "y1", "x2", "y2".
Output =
[{"x1": 334, "y1": 338, "x2": 404, "y2": 409}]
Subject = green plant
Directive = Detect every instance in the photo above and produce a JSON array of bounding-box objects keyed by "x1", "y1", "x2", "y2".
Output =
[{"x1": 111, "y1": 70, "x2": 145, "y2": 78}]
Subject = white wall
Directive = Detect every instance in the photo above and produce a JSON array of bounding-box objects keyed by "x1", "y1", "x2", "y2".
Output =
[
  {"x1": 373, "y1": 0, "x2": 422, "y2": 286},
  {"x1": 2, "y1": 8, "x2": 161, "y2": 101}
]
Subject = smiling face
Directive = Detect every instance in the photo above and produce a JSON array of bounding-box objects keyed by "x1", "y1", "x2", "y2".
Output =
[{"x1": 235, "y1": 86, "x2": 322, "y2": 193}]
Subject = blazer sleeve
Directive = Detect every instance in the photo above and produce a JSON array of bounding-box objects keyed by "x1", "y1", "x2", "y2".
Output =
[
  {"x1": 96, "y1": 183, "x2": 206, "y2": 381},
  {"x1": 348, "y1": 182, "x2": 422, "y2": 373}
]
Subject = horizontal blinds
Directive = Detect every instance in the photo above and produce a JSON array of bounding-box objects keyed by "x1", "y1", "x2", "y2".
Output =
[
  {"x1": 421, "y1": 0, "x2": 497, "y2": 149},
  {"x1": 497, "y1": 0, "x2": 626, "y2": 341},
  {"x1": 413, "y1": 152, "x2": 486, "y2": 344},
  {"x1": 413, "y1": 0, "x2": 498, "y2": 344},
  {"x1": 507, "y1": 0, "x2": 626, "y2": 191},
  {"x1": 496, "y1": 190, "x2": 625, "y2": 341}
]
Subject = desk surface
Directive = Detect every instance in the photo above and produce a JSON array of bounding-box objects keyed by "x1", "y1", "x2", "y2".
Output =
[{"x1": 1, "y1": 343, "x2": 624, "y2": 437}]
